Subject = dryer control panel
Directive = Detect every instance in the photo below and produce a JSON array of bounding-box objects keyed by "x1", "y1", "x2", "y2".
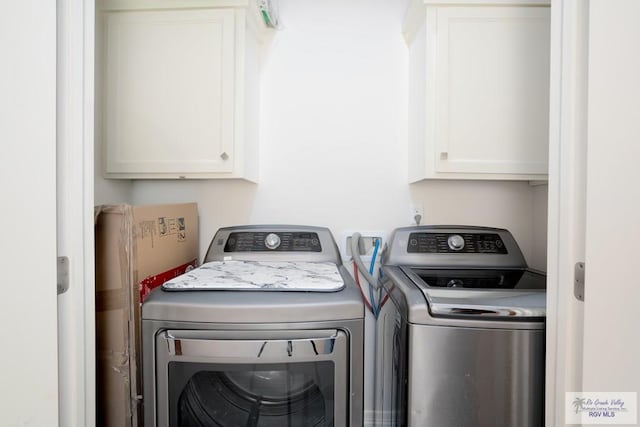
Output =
[
  {"x1": 205, "y1": 225, "x2": 341, "y2": 263},
  {"x1": 224, "y1": 231, "x2": 322, "y2": 252}
]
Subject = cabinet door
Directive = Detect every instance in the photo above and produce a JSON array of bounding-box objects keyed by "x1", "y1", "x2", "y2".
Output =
[
  {"x1": 103, "y1": 8, "x2": 235, "y2": 178},
  {"x1": 433, "y1": 6, "x2": 550, "y2": 176}
]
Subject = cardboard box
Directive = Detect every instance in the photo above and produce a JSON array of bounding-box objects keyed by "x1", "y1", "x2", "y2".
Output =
[{"x1": 95, "y1": 203, "x2": 198, "y2": 427}]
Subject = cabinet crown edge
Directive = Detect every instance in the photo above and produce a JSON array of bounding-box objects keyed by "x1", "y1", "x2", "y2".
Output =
[
  {"x1": 402, "y1": 0, "x2": 550, "y2": 44},
  {"x1": 100, "y1": 0, "x2": 251, "y2": 10},
  {"x1": 99, "y1": 0, "x2": 275, "y2": 39}
]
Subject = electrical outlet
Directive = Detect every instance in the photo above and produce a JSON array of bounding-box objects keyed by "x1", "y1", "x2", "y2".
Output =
[{"x1": 410, "y1": 203, "x2": 424, "y2": 225}]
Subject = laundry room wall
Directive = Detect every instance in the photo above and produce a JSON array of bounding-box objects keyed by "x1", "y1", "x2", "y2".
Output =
[
  {"x1": 531, "y1": 184, "x2": 549, "y2": 270},
  {"x1": 93, "y1": 5, "x2": 133, "y2": 207},
  {"x1": 96, "y1": 0, "x2": 547, "y2": 271}
]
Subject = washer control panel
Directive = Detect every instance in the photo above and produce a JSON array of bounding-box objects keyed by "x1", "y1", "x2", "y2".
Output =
[
  {"x1": 224, "y1": 231, "x2": 322, "y2": 252},
  {"x1": 407, "y1": 232, "x2": 508, "y2": 254}
]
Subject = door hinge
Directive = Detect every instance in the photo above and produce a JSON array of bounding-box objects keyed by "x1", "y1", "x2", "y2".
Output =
[
  {"x1": 57, "y1": 256, "x2": 70, "y2": 295},
  {"x1": 574, "y1": 262, "x2": 585, "y2": 302}
]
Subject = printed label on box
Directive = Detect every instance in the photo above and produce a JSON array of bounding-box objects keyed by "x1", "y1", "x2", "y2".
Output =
[
  {"x1": 157, "y1": 216, "x2": 186, "y2": 241},
  {"x1": 136, "y1": 216, "x2": 188, "y2": 247}
]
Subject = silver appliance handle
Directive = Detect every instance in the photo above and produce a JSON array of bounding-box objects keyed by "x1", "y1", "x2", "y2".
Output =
[
  {"x1": 161, "y1": 330, "x2": 342, "y2": 358},
  {"x1": 429, "y1": 303, "x2": 546, "y2": 318}
]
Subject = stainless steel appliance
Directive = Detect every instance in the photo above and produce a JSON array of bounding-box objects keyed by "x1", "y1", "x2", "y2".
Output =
[
  {"x1": 375, "y1": 226, "x2": 545, "y2": 427},
  {"x1": 142, "y1": 225, "x2": 364, "y2": 427}
]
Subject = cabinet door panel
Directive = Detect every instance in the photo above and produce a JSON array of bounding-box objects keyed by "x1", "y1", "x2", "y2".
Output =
[
  {"x1": 434, "y1": 6, "x2": 550, "y2": 175},
  {"x1": 104, "y1": 8, "x2": 235, "y2": 176}
]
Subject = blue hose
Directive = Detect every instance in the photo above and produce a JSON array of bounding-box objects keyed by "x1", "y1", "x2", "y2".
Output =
[
  {"x1": 369, "y1": 238, "x2": 380, "y2": 275},
  {"x1": 368, "y1": 238, "x2": 381, "y2": 315}
]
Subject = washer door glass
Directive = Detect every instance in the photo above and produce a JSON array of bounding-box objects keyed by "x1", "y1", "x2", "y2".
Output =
[{"x1": 169, "y1": 361, "x2": 335, "y2": 427}]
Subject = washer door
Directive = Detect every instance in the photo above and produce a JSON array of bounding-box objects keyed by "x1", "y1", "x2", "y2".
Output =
[{"x1": 153, "y1": 330, "x2": 349, "y2": 427}]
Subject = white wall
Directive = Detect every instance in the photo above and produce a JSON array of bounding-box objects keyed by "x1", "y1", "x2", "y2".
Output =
[
  {"x1": 93, "y1": 5, "x2": 133, "y2": 207},
  {"x1": 531, "y1": 184, "x2": 549, "y2": 271},
  {"x1": 124, "y1": 0, "x2": 545, "y2": 269}
]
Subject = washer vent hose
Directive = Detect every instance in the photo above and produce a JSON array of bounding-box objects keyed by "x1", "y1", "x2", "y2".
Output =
[{"x1": 350, "y1": 232, "x2": 380, "y2": 290}]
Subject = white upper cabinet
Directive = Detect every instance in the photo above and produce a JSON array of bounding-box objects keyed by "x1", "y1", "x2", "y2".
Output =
[
  {"x1": 98, "y1": 0, "x2": 273, "y2": 180},
  {"x1": 404, "y1": 0, "x2": 551, "y2": 182}
]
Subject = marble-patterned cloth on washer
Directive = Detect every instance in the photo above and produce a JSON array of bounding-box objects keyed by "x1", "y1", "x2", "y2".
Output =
[{"x1": 161, "y1": 260, "x2": 345, "y2": 292}]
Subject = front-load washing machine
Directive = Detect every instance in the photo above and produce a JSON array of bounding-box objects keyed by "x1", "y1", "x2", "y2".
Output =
[
  {"x1": 375, "y1": 226, "x2": 545, "y2": 427},
  {"x1": 142, "y1": 225, "x2": 364, "y2": 427}
]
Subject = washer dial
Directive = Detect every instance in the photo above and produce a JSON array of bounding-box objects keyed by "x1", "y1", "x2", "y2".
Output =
[
  {"x1": 447, "y1": 234, "x2": 465, "y2": 251},
  {"x1": 447, "y1": 279, "x2": 464, "y2": 288},
  {"x1": 264, "y1": 233, "x2": 281, "y2": 250}
]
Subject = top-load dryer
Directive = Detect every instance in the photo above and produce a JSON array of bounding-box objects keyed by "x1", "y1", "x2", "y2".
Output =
[
  {"x1": 375, "y1": 226, "x2": 546, "y2": 427},
  {"x1": 142, "y1": 225, "x2": 364, "y2": 427}
]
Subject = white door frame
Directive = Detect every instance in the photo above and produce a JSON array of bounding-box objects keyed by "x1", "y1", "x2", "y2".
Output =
[
  {"x1": 545, "y1": 0, "x2": 589, "y2": 425},
  {"x1": 0, "y1": 3, "x2": 59, "y2": 425},
  {"x1": 581, "y1": 0, "x2": 640, "y2": 400},
  {"x1": 57, "y1": 0, "x2": 96, "y2": 426}
]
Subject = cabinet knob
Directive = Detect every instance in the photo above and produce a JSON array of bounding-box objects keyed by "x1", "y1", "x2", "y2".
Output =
[
  {"x1": 220, "y1": 152, "x2": 229, "y2": 161},
  {"x1": 440, "y1": 152, "x2": 448, "y2": 160}
]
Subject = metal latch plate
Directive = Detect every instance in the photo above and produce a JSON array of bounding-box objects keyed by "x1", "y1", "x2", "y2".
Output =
[
  {"x1": 57, "y1": 256, "x2": 69, "y2": 295},
  {"x1": 574, "y1": 262, "x2": 585, "y2": 301}
]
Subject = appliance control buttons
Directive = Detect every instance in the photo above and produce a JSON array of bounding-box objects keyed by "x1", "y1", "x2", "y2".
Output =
[
  {"x1": 264, "y1": 233, "x2": 281, "y2": 250},
  {"x1": 448, "y1": 234, "x2": 465, "y2": 251}
]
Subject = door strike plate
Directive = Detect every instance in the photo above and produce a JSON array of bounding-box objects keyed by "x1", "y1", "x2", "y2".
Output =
[
  {"x1": 574, "y1": 262, "x2": 585, "y2": 302},
  {"x1": 57, "y1": 256, "x2": 69, "y2": 295}
]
